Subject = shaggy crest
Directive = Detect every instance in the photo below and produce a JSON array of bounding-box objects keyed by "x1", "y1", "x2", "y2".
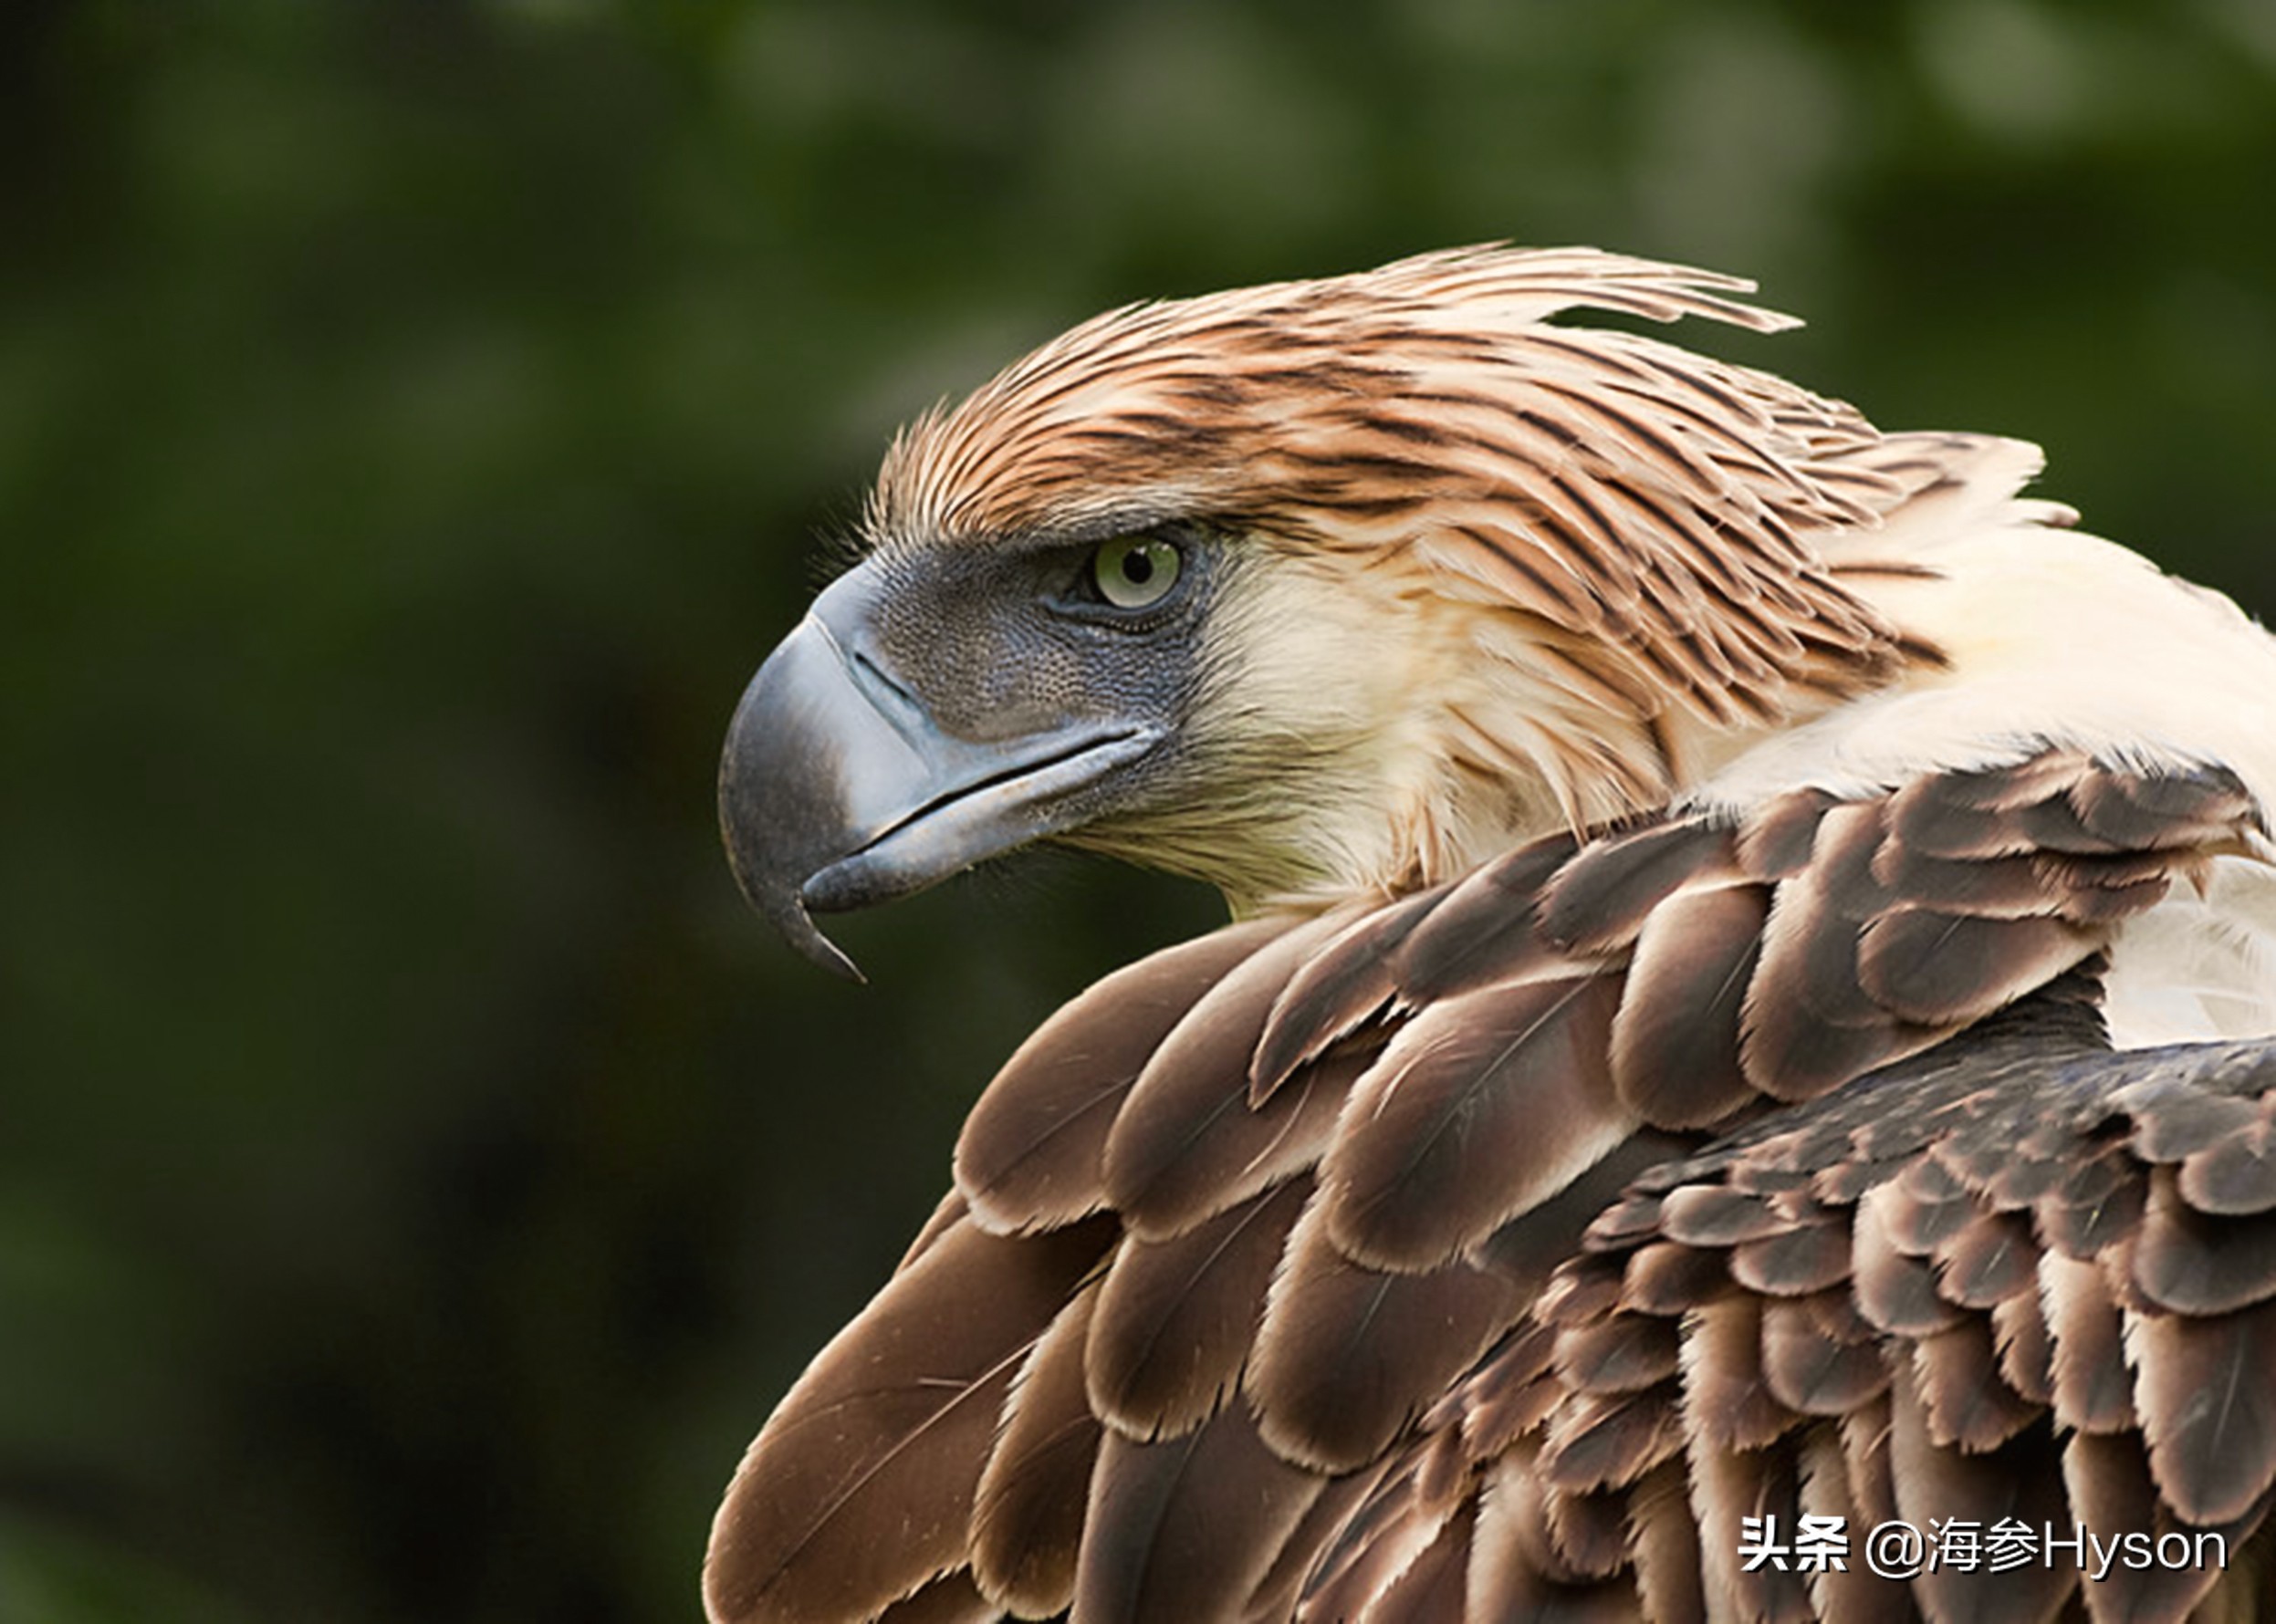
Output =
[{"x1": 869, "y1": 249, "x2": 1925, "y2": 745}]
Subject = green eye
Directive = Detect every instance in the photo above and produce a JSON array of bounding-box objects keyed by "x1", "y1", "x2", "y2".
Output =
[{"x1": 1091, "y1": 536, "x2": 1183, "y2": 609}]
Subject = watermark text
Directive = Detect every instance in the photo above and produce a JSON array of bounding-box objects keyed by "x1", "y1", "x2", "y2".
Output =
[{"x1": 1736, "y1": 1515, "x2": 2229, "y2": 1582}]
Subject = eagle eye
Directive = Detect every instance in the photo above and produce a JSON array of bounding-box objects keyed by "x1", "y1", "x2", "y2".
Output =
[{"x1": 1090, "y1": 536, "x2": 1184, "y2": 610}]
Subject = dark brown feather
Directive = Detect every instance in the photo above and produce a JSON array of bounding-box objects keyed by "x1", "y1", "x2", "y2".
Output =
[
  {"x1": 1729, "y1": 1221, "x2": 1853, "y2": 1296},
  {"x1": 1342, "y1": 1497, "x2": 1477, "y2": 1624},
  {"x1": 1837, "y1": 1392, "x2": 1900, "y2": 1546},
  {"x1": 955, "y1": 921, "x2": 1288, "y2": 1232},
  {"x1": 2179, "y1": 1114, "x2": 2276, "y2": 1215},
  {"x1": 2061, "y1": 1430, "x2": 2257, "y2": 1624},
  {"x1": 2072, "y1": 761, "x2": 2253, "y2": 844},
  {"x1": 1884, "y1": 1360, "x2": 2079, "y2": 1621},
  {"x1": 2130, "y1": 1165, "x2": 2276, "y2": 1315},
  {"x1": 1452, "y1": 1324, "x2": 1562, "y2": 1463},
  {"x1": 1074, "y1": 1406, "x2": 1322, "y2": 1624},
  {"x1": 1248, "y1": 1195, "x2": 1530, "y2": 1472},
  {"x1": 1625, "y1": 1463, "x2": 1706, "y2": 1624},
  {"x1": 1085, "y1": 1179, "x2": 1307, "y2": 1439},
  {"x1": 1733, "y1": 786, "x2": 1833, "y2": 880},
  {"x1": 1885, "y1": 756, "x2": 2067, "y2": 859},
  {"x1": 1856, "y1": 907, "x2": 2093, "y2": 1027},
  {"x1": 1793, "y1": 799, "x2": 1893, "y2": 925},
  {"x1": 1538, "y1": 1385, "x2": 1685, "y2": 1494},
  {"x1": 1864, "y1": 846, "x2": 2060, "y2": 917},
  {"x1": 704, "y1": 1216, "x2": 1115, "y2": 1624},
  {"x1": 1094, "y1": 913, "x2": 1345, "y2": 1234},
  {"x1": 1537, "y1": 817, "x2": 1741, "y2": 955},
  {"x1": 1990, "y1": 1285, "x2": 2054, "y2": 1407},
  {"x1": 1104, "y1": 1037, "x2": 1361, "y2": 1243},
  {"x1": 969, "y1": 1283, "x2": 1102, "y2": 1616},
  {"x1": 1383, "y1": 833, "x2": 1579, "y2": 1003},
  {"x1": 1745, "y1": 945, "x2": 1937, "y2": 1105},
  {"x1": 1930, "y1": 1206, "x2": 2038, "y2": 1308},
  {"x1": 1622, "y1": 1239, "x2": 1732, "y2": 1313},
  {"x1": 1249, "y1": 892, "x2": 1436, "y2": 1100},
  {"x1": 1539, "y1": 1483, "x2": 1643, "y2": 1582},
  {"x1": 2035, "y1": 1144, "x2": 2147, "y2": 1259},
  {"x1": 1656, "y1": 1183, "x2": 1789, "y2": 1247},
  {"x1": 2131, "y1": 1299, "x2": 2276, "y2": 1525},
  {"x1": 1295, "y1": 1458, "x2": 1460, "y2": 1624},
  {"x1": 1608, "y1": 879, "x2": 1767, "y2": 1128},
  {"x1": 1685, "y1": 1295, "x2": 1797, "y2": 1452},
  {"x1": 1759, "y1": 1294, "x2": 1889, "y2": 1415},
  {"x1": 1877, "y1": 1152, "x2": 1978, "y2": 1254},
  {"x1": 1909, "y1": 1317, "x2": 2041, "y2": 1452},
  {"x1": 1554, "y1": 1315, "x2": 1682, "y2": 1395},
  {"x1": 2041, "y1": 1250, "x2": 2138, "y2": 1435},
  {"x1": 1320, "y1": 973, "x2": 1630, "y2": 1269},
  {"x1": 2127, "y1": 1086, "x2": 2265, "y2": 1162},
  {"x1": 1791, "y1": 1429, "x2": 1913, "y2": 1624},
  {"x1": 1853, "y1": 1184, "x2": 1966, "y2": 1337},
  {"x1": 2019, "y1": 785, "x2": 2135, "y2": 855},
  {"x1": 1535, "y1": 1249, "x2": 1630, "y2": 1327},
  {"x1": 1690, "y1": 1438, "x2": 1815, "y2": 1624},
  {"x1": 1247, "y1": 1466, "x2": 1390, "y2": 1624}
]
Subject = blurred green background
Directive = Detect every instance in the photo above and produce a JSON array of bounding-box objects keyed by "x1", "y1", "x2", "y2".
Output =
[{"x1": 4, "y1": 1, "x2": 2272, "y2": 1619}]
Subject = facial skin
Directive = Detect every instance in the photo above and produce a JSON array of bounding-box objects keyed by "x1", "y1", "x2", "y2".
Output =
[{"x1": 718, "y1": 526, "x2": 1221, "y2": 977}]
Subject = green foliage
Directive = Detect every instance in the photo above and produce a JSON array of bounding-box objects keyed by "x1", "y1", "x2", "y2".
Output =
[{"x1": 4, "y1": 1, "x2": 2271, "y2": 1618}]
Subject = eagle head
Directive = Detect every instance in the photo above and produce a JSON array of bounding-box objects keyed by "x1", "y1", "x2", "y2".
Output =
[{"x1": 720, "y1": 247, "x2": 1918, "y2": 976}]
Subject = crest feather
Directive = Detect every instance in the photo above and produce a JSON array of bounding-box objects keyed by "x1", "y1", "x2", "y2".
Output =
[{"x1": 868, "y1": 245, "x2": 1916, "y2": 733}]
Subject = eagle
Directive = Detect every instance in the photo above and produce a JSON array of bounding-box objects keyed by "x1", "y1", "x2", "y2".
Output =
[{"x1": 705, "y1": 247, "x2": 2276, "y2": 1622}]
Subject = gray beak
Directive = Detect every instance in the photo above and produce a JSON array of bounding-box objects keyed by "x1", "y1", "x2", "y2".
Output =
[{"x1": 718, "y1": 563, "x2": 1156, "y2": 978}]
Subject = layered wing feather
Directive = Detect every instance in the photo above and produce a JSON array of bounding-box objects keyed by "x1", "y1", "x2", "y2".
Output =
[
  {"x1": 705, "y1": 752, "x2": 2276, "y2": 1623},
  {"x1": 1327, "y1": 994, "x2": 2276, "y2": 1624}
]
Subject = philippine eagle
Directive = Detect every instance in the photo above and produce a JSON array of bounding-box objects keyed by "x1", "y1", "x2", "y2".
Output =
[{"x1": 707, "y1": 248, "x2": 2276, "y2": 1623}]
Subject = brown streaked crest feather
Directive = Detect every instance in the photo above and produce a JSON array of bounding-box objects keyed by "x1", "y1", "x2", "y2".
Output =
[{"x1": 867, "y1": 246, "x2": 1914, "y2": 765}]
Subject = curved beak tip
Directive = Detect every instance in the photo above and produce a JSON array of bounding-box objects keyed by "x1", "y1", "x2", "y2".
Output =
[
  {"x1": 716, "y1": 791, "x2": 868, "y2": 982},
  {"x1": 769, "y1": 894, "x2": 867, "y2": 984},
  {"x1": 717, "y1": 774, "x2": 869, "y2": 986}
]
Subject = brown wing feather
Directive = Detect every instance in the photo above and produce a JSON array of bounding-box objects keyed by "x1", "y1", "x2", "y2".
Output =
[
  {"x1": 955, "y1": 919, "x2": 1287, "y2": 1233},
  {"x1": 968, "y1": 1282, "x2": 1101, "y2": 1615},
  {"x1": 1084, "y1": 1180, "x2": 1306, "y2": 1439},
  {"x1": 1247, "y1": 1187, "x2": 1533, "y2": 1473},
  {"x1": 1319, "y1": 972, "x2": 1632, "y2": 1270},
  {"x1": 1300, "y1": 1006, "x2": 2276, "y2": 1622},
  {"x1": 708, "y1": 752, "x2": 2275, "y2": 1623},
  {"x1": 703, "y1": 1215, "x2": 1117, "y2": 1624},
  {"x1": 1073, "y1": 1408, "x2": 1321, "y2": 1624}
]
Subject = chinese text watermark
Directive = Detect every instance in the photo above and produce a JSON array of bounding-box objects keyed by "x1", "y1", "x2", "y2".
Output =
[{"x1": 1736, "y1": 1515, "x2": 2229, "y2": 1582}]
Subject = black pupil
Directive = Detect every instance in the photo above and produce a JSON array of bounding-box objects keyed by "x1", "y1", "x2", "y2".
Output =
[{"x1": 1122, "y1": 548, "x2": 1154, "y2": 586}]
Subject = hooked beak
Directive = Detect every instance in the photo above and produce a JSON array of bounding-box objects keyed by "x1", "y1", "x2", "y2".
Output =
[{"x1": 718, "y1": 564, "x2": 1157, "y2": 978}]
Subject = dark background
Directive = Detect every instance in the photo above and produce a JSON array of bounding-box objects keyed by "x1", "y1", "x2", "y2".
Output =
[{"x1": 5, "y1": 2, "x2": 2272, "y2": 1619}]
